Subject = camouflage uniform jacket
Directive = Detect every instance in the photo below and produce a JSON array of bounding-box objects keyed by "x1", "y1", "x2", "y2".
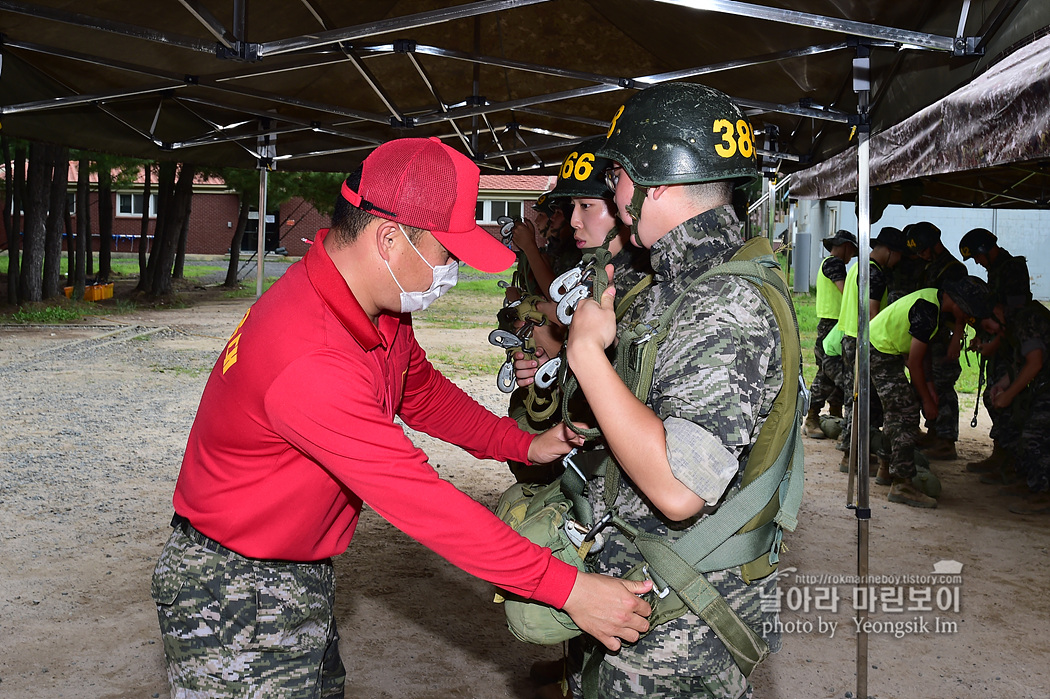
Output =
[
  {"x1": 609, "y1": 241, "x2": 653, "y2": 296},
  {"x1": 1002, "y1": 300, "x2": 1050, "y2": 388},
  {"x1": 988, "y1": 249, "x2": 1032, "y2": 315},
  {"x1": 586, "y1": 205, "x2": 784, "y2": 673}
]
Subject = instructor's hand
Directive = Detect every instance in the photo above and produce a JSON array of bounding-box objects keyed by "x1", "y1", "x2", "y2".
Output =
[
  {"x1": 528, "y1": 422, "x2": 586, "y2": 464},
  {"x1": 562, "y1": 572, "x2": 652, "y2": 651}
]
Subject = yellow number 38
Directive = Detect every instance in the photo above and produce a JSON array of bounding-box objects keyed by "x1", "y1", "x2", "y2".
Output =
[{"x1": 713, "y1": 119, "x2": 755, "y2": 159}]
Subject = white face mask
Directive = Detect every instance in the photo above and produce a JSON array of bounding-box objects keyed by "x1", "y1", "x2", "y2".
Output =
[{"x1": 384, "y1": 225, "x2": 459, "y2": 312}]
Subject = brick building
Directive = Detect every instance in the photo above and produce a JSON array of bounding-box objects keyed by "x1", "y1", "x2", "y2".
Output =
[{"x1": 1, "y1": 166, "x2": 555, "y2": 260}]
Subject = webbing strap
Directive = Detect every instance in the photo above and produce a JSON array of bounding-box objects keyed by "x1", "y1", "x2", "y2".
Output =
[{"x1": 631, "y1": 532, "x2": 769, "y2": 677}]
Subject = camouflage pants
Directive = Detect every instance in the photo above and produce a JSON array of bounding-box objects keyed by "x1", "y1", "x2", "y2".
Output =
[
  {"x1": 568, "y1": 523, "x2": 778, "y2": 698},
  {"x1": 152, "y1": 524, "x2": 345, "y2": 699},
  {"x1": 996, "y1": 387, "x2": 1050, "y2": 493},
  {"x1": 838, "y1": 336, "x2": 884, "y2": 452},
  {"x1": 984, "y1": 355, "x2": 1011, "y2": 443},
  {"x1": 927, "y1": 338, "x2": 961, "y2": 441},
  {"x1": 810, "y1": 318, "x2": 845, "y2": 411},
  {"x1": 870, "y1": 348, "x2": 919, "y2": 480}
]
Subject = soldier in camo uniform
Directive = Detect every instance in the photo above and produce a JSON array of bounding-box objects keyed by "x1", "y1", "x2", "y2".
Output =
[
  {"x1": 835, "y1": 227, "x2": 905, "y2": 471},
  {"x1": 804, "y1": 229, "x2": 857, "y2": 438},
  {"x1": 904, "y1": 222, "x2": 969, "y2": 461},
  {"x1": 975, "y1": 297, "x2": 1050, "y2": 514},
  {"x1": 564, "y1": 82, "x2": 787, "y2": 699},
  {"x1": 958, "y1": 228, "x2": 1032, "y2": 476},
  {"x1": 868, "y1": 278, "x2": 989, "y2": 507}
]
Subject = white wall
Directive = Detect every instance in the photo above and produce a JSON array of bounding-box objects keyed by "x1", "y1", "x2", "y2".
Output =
[{"x1": 795, "y1": 200, "x2": 1049, "y2": 300}]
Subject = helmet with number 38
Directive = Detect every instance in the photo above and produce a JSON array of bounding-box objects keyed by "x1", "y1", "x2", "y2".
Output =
[
  {"x1": 549, "y1": 136, "x2": 615, "y2": 200},
  {"x1": 597, "y1": 82, "x2": 757, "y2": 187}
]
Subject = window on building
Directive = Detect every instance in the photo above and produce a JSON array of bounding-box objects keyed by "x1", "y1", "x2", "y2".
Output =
[
  {"x1": 116, "y1": 193, "x2": 157, "y2": 217},
  {"x1": 476, "y1": 199, "x2": 523, "y2": 224}
]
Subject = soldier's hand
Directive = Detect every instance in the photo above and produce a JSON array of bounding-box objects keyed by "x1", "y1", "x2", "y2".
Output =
[
  {"x1": 922, "y1": 398, "x2": 939, "y2": 422},
  {"x1": 512, "y1": 220, "x2": 538, "y2": 250},
  {"x1": 562, "y1": 572, "x2": 652, "y2": 651},
  {"x1": 566, "y1": 265, "x2": 617, "y2": 364},
  {"x1": 514, "y1": 347, "x2": 544, "y2": 387}
]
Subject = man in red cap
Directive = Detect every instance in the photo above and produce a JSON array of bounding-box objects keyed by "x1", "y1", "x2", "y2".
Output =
[{"x1": 152, "y1": 137, "x2": 652, "y2": 697}]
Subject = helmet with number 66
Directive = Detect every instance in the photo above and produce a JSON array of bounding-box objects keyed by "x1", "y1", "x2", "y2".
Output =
[
  {"x1": 597, "y1": 82, "x2": 757, "y2": 187},
  {"x1": 549, "y1": 136, "x2": 615, "y2": 200}
]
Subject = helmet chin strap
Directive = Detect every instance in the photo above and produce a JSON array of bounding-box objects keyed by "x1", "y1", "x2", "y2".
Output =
[{"x1": 626, "y1": 184, "x2": 649, "y2": 247}]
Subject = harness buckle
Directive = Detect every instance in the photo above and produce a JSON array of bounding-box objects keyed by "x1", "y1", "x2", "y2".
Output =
[
  {"x1": 642, "y1": 564, "x2": 671, "y2": 599},
  {"x1": 564, "y1": 519, "x2": 604, "y2": 553},
  {"x1": 584, "y1": 511, "x2": 613, "y2": 543},
  {"x1": 768, "y1": 528, "x2": 784, "y2": 566}
]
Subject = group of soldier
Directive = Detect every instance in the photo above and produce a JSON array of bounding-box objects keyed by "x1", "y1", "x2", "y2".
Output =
[{"x1": 806, "y1": 222, "x2": 1050, "y2": 514}]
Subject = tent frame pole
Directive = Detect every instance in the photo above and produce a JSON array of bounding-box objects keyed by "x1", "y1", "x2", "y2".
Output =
[{"x1": 852, "y1": 44, "x2": 873, "y2": 699}]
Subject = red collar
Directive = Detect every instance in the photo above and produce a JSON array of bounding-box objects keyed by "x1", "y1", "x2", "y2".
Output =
[{"x1": 304, "y1": 228, "x2": 394, "y2": 351}]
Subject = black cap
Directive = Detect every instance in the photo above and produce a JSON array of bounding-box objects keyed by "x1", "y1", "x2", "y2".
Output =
[
  {"x1": 959, "y1": 228, "x2": 997, "y2": 260},
  {"x1": 904, "y1": 221, "x2": 941, "y2": 254},
  {"x1": 823, "y1": 229, "x2": 858, "y2": 252},
  {"x1": 944, "y1": 276, "x2": 993, "y2": 321},
  {"x1": 872, "y1": 226, "x2": 906, "y2": 252}
]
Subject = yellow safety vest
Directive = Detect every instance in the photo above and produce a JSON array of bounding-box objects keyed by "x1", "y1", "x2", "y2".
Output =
[
  {"x1": 838, "y1": 260, "x2": 888, "y2": 338},
  {"x1": 815, "y1": 257, "x2": 843, "y2": 320},
  {"x1": 870, "y1": 288, "x2": 940, "y2": 355}
]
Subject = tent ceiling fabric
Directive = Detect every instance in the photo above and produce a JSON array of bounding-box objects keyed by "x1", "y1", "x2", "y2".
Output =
[
  {"x1": 790, "y1": 32, "x2": 1050, "y2": 210},
  {"x1": 1, "y1": 0, "x2": 1047, "y2": 177}
]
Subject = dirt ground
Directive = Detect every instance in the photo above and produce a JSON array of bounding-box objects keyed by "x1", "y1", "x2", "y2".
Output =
[{"x1": 1, "y1": 284, "x2": 1048, "y2": 699}]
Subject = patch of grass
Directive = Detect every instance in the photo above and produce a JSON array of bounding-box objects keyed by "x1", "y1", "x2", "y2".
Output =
[
  {"x1": 8, "y1": 305, "x2": 82, "y2": 324},
  {"x1": 427, "y1": 347, "x2": 505, "y2": 377},
  {"x1": 415, "y1": 269, "x2": 511, "y2": 329},
  {"x1": 223, "y1": 279, "x2": 280, "y2": 298}
]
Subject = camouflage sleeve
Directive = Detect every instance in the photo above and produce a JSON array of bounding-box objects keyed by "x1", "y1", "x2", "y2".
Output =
[
  {"x1": 648, "y1": 276, "x2": 782, "y2": 501},
  {"x1": 1016, "y1": 306, "x2": 1050, "y2": 358},
  {"x1": 869, "y1": 263, "x2": 889, "y2": 301},
  {"x1": 1002, "y1": 256, "x2": 1033, "y2": 307},
  {"x1": 822, "y1": 255, "x2": 847, "y2": 283},
  {"x1": 908, "y1": 299, "x2": 939, "y2": 342},
  {"x1": 663, "y1": 416, "x2": 741, "y2": 504}
]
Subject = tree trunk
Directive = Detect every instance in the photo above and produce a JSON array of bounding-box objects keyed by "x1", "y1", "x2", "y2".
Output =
[
  {"x1": 139, "y1": 161, "x2": 175, "y2": 294},
  {"x1": 150, "y1": 163, "x2": 195, "y2": 298},
  {"x1": 96, "y1": 167, "x2": 113, "y2": 283},
  {"x1": 65, "y1": 209, "x2": 74, "y2": 286},
  {"x1": 42, "y1": 146, "x2": 69, "y2": 299},
  {"x1": 224, "y1": 198, "x2": 251, "y2": 287},
  {"x1": 173, "y1": 192, "x2": 192, "y2": 279},
  {"x1": 138, "y1": 164, "x2": 152, "y2": 278},
  {"x1": 7, "y1": 141, "x2": 25, "y2": 306},
  {"x1": 19, "y1": 142, "x2": 49, "y2": 303},
  {"x1": 74, "y1": 158, "x2": 90, "y2": 301}
]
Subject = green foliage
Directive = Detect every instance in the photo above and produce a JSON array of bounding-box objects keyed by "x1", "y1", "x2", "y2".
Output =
[
  {"x1": 8, "y1": 305, "x2": 81, "y2": 324},
  {"x1": 223, "y1": 278, "x2": 280, "y2": 298}
]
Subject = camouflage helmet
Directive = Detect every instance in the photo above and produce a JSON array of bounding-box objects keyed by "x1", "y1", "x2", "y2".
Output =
[
  {"x1": 596, "y1": 82, "x2": 758, "y2": 187},
  {"x1": 548, "y1": 136, "x2": 615, "y2": 200},
  {"x1": 959, "y1": 227, "x2": 997, "y2": 260},
  {"x1": 944, "y1": 275, "x2": 993, "y2": 322},
  {"x1": 532, "y1": 190, "x2": 554, "y2": 214},
  {"x1": 903, "y1": 221, "x2": 941, "y2": 254}
]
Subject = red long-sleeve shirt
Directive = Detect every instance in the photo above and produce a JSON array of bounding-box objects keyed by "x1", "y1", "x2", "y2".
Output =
[{"x1": 172, "y1": 228, "x2": 576, "y2": 607}]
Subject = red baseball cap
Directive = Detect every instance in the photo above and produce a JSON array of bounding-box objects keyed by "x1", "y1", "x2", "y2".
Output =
[{"x1": 340, "y1": 137, "x2": 515, "y2": 273}]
